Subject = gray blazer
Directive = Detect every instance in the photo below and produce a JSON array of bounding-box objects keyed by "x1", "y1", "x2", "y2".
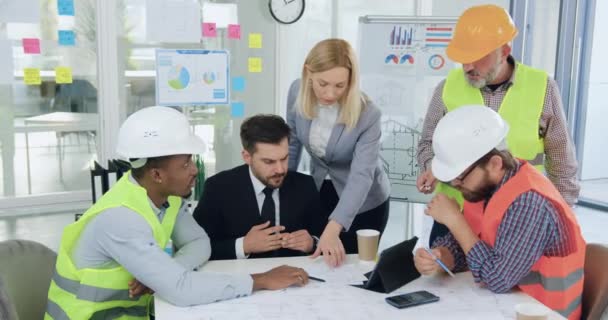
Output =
[{"x1": 286, "y1": 79, "x2": 390, "y2": 231}]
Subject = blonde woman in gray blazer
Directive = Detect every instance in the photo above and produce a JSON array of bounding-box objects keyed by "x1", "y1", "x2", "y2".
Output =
[{"x1": 287, "y1": 39, "x2": 391, "y2": 267}]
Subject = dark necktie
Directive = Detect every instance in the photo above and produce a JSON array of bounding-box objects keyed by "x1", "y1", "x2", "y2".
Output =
[{"x1": 261, "y1": 187, "x2": 276, "y2": 227}]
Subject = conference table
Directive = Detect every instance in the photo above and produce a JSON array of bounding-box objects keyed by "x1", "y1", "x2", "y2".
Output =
[
  {"x1": 155, "y1": 255, "x2": 565, "y2": 320},
  {"x1": 18, "y1": 112, "x2": 98, "y2": 194}
]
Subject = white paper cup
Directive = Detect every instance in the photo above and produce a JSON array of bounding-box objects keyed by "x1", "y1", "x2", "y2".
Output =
[
  {"x1": 515, "y1": 303, "x2": 549, "y2": 320},
  {"x1": 356, "y1": 229, "x2": 380, "y2": 261}
]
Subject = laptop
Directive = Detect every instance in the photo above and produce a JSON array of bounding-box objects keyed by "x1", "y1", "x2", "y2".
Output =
[{"x1": 352, "y1": 236, "x2": 421, "y2": 294}]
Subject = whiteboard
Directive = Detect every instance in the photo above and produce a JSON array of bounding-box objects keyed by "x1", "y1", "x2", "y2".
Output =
[
  {"x1": 155, "y1": 49, "x2": 230, "y2": 106},
  {"x1": 358, "y1": 16, "x2": 458, "y2": 203}
]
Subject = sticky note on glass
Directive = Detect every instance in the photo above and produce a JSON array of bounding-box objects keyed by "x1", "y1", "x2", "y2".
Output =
[
  {"x1": 248, "y1": 33, "x2": 262, "y2": 49},
  {"x1": 227, "y1": 24, "x2": 241, "y2": 39},
  {"x1": 55, "y1": 66, "x2": 73, "y2": 84},
  {"x1": 202, "y1": 22, "x2": 217, "y2": 38},
  {"x1": 232, "y1": 76, "x2": 245, "y2": 92},
  {"x1": 231, "y1": 102, "x2": 245, "y2": 118},
  {"x1": 22, "y1": 38, "x2": 40, "y2": 54},
  {"x1": 57, "y1": 0, "x2": 75, "y2": 16},
  {"x1": 248, "y1": 57, "x2": 262, "y2": 73},
  {"x1": 58, "y1": 30, "x2": 75, "y2": 46},
  {"x1": 24, "y1": 68, "x2": 41, "y2": 85}
]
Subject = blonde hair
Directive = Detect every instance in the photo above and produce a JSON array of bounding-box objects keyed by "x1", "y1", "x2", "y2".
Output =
[{"x1": 298, "y1": 39, "x2": 366, "y2": 129}]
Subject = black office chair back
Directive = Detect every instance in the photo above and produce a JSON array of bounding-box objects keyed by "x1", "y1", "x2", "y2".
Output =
[
  {"x1": 582, "y1": 243, "x2": 608, "y2": 320},
  {"x1": 79, "y1": 160, "x2": 130, "y2": 221}
]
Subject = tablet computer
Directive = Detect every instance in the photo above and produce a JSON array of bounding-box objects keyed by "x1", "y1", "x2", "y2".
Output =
[{"x1": 352, "y1": 236, "x2": 421, "y2": 293}]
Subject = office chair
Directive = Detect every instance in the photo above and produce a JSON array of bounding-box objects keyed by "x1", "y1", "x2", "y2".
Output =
[
  {"x1": 0, "y1": 277, "x2": 18, "y2": 320},
  {"x1": 582, "y1": 243, "x2": 608, "y2": 320},
  {"x1": 52, "y1": 80, "x2": 97, "y2": 114},
  {"x1": 78, "y1": 160, "x2": 131, "y2": 221},
  {"x1": 0, "y1": 240, "x2": 57, "y2": 320}
]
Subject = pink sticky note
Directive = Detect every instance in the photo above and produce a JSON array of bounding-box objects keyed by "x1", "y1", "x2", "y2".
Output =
[
  {"x1": 228, "y1": 24, "x2": 241, "y2": 40},
  {"x1": 23, "y1": 38, "x2": 41, "y2": 54},
  {"x1": 202, "y1": 22, "x2": 217, "y2": 38}
]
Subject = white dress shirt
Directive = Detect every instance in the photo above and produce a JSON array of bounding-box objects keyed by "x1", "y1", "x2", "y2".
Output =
[
  {"x1": 234, "y1": 167, "x2": 281, "y2": 259},
  {"x1": 309, "y1": 103, "x2": 339, "y2": 159}
]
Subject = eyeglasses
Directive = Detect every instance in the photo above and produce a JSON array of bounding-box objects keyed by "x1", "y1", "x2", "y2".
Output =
[{"x1": 452, "y1": 163, "x2": 478, "y2": 184}]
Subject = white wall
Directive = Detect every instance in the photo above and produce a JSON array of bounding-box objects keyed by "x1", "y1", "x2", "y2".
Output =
[
  {"x1": 276, "y1": 0, "x2": 333, "y2": 117},
  {"x1": 430, "y1": 0, "x2": 509, "y2": 16},
  {"x1": 580, "y1": 0, "x2": 608, "y2": 180},
  {"x1": 527, "y1": 0, "x2": 560, "y2": 77}
]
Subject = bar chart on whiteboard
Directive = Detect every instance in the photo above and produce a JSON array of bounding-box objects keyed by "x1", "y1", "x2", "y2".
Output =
[{"x1": 358, "y1": 17, "x2": 458, "y2": 202}]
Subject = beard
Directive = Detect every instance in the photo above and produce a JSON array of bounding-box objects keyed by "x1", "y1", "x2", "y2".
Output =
[
  {"x1": 465, "y1": 59, "x2": 503, "y2": 89},
  {"x1": 257, "y1": 172, "x2": 286, "y2": 189},
  {"x1": 458, "y1": 171, "x2": 497, "y2": 202},
  {"x1": 460, "y1": 183, "x2": 496, "y2": 203}
]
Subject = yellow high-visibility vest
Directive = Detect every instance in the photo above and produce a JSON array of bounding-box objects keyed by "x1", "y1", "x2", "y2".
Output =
[{"x1": 45, "y1": 172, "x2": 180, "y2": 320}]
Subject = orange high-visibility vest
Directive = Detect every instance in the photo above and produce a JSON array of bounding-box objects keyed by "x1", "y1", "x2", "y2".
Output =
[{"x1": 463, "y1": 161, "x2": 585, "y2": 320}]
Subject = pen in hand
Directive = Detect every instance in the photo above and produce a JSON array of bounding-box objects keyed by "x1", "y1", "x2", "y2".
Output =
[{"x1": 423, "y1": 247, "x2": 455, "y2": 277}]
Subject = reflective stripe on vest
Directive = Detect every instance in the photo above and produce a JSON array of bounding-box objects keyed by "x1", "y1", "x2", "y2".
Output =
[
  {"x1": 462, "y1": 161, "x2": 585, "y2": 320},
  {"x1": 90, "y1": 306, "x2": 148, "y2": 320},
  {"x1": 556, "y1": 296, "x2": 583, "y2": 319},
  {"x1": 46, "y1": 300, "x2": 69, "y2": 320},
  {"x1": 519, "y1": 268, "x2": 583, "y2": 292},
  {"x1": 436, "y1": 63, "x2": 548, "y2": 208},
  {"x1": 46, "y1": 172, "x2": 181, "y2": 319},
  {"x1": 51, "y1": 271, "x2": 135, "y2": 302},
  {"x1": 46, "y1": 299, "x2": 147, "y2": 320}
]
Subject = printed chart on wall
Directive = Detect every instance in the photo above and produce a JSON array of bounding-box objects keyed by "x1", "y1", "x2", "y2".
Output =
[
  {"x1": 358, "y1": 17, "x2": 458, "y2": 202},
  {"x1": 155, "y1": 49, "x2": 230, "y2": 105}
]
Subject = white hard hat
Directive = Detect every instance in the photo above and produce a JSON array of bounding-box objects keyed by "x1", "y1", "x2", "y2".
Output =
[
  {"x1": 116, "y1": 106, "x2": 205, "y2": 166},
  {"x1": 431, "y1": 105, "x2": 509, "y2": 182}
]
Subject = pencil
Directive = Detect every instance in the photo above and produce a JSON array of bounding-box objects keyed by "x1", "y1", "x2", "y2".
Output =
[{"x1": 423, "y1": 247, "x2": 455, "y2": 277}]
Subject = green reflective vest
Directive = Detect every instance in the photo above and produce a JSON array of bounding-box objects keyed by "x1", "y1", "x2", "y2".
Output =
[
  {"x1": 436, "y1": 63, "x2": 547, "y2": 207},
  {"x1": 45, "y1": 172, "x2": 181, "y2": 320}
]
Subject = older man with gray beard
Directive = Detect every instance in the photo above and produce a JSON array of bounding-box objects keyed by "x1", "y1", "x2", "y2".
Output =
[{"x1": 414, "y1": 4, "x2": 579, "y2": 247}]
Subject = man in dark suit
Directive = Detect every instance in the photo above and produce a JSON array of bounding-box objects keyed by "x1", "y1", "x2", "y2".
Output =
[{"x1": 193, "y1": 114, "x2": 323, "y2": 260}]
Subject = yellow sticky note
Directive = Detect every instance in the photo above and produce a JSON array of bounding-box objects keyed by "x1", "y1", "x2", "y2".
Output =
[
  {"x1": 55, "y1": 66, "x2": 73, "y2": 84},
  {"x1": 248, "y1": 33, "x2": 262, "y2": 49},
  {"x1": 24, "y1": 68, "x2": 41, "y2": 85},
  {"x1": 248, "y1": 57, "x2": 262, "y2": 73}
]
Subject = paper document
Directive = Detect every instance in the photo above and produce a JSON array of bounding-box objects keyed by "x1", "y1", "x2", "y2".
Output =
[
  {"x1": 304, "y1": 260, "x2": 370, "y2": 285},
  {"x1": 202, "y1": 2, "x2": 238, "y2": 28},
  {"x1": 146, "y1": 0, "x2": 201, "y2": 43}
]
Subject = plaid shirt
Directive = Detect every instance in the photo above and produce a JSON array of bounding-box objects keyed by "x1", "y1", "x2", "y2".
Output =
[
  {"x1": 432, "y1": 161, "x2": 575, "y2": 293},
  {"x1": 417, "y1": 56, "x2": 580, "y2": 205}
]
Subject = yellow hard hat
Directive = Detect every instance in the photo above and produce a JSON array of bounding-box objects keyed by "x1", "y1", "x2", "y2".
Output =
[{"x1": 446, "y1": 5, "x2": 518, "y2": 64}]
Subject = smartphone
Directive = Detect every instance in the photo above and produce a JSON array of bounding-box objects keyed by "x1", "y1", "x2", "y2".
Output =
[{"x1": 385, "y1": 290, "x2": 440, "y2": 309}]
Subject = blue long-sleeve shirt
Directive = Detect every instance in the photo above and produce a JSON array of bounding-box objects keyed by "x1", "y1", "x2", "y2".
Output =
[{"x1": 432, "y1": 163, "x2": 575, "y2": 293}]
